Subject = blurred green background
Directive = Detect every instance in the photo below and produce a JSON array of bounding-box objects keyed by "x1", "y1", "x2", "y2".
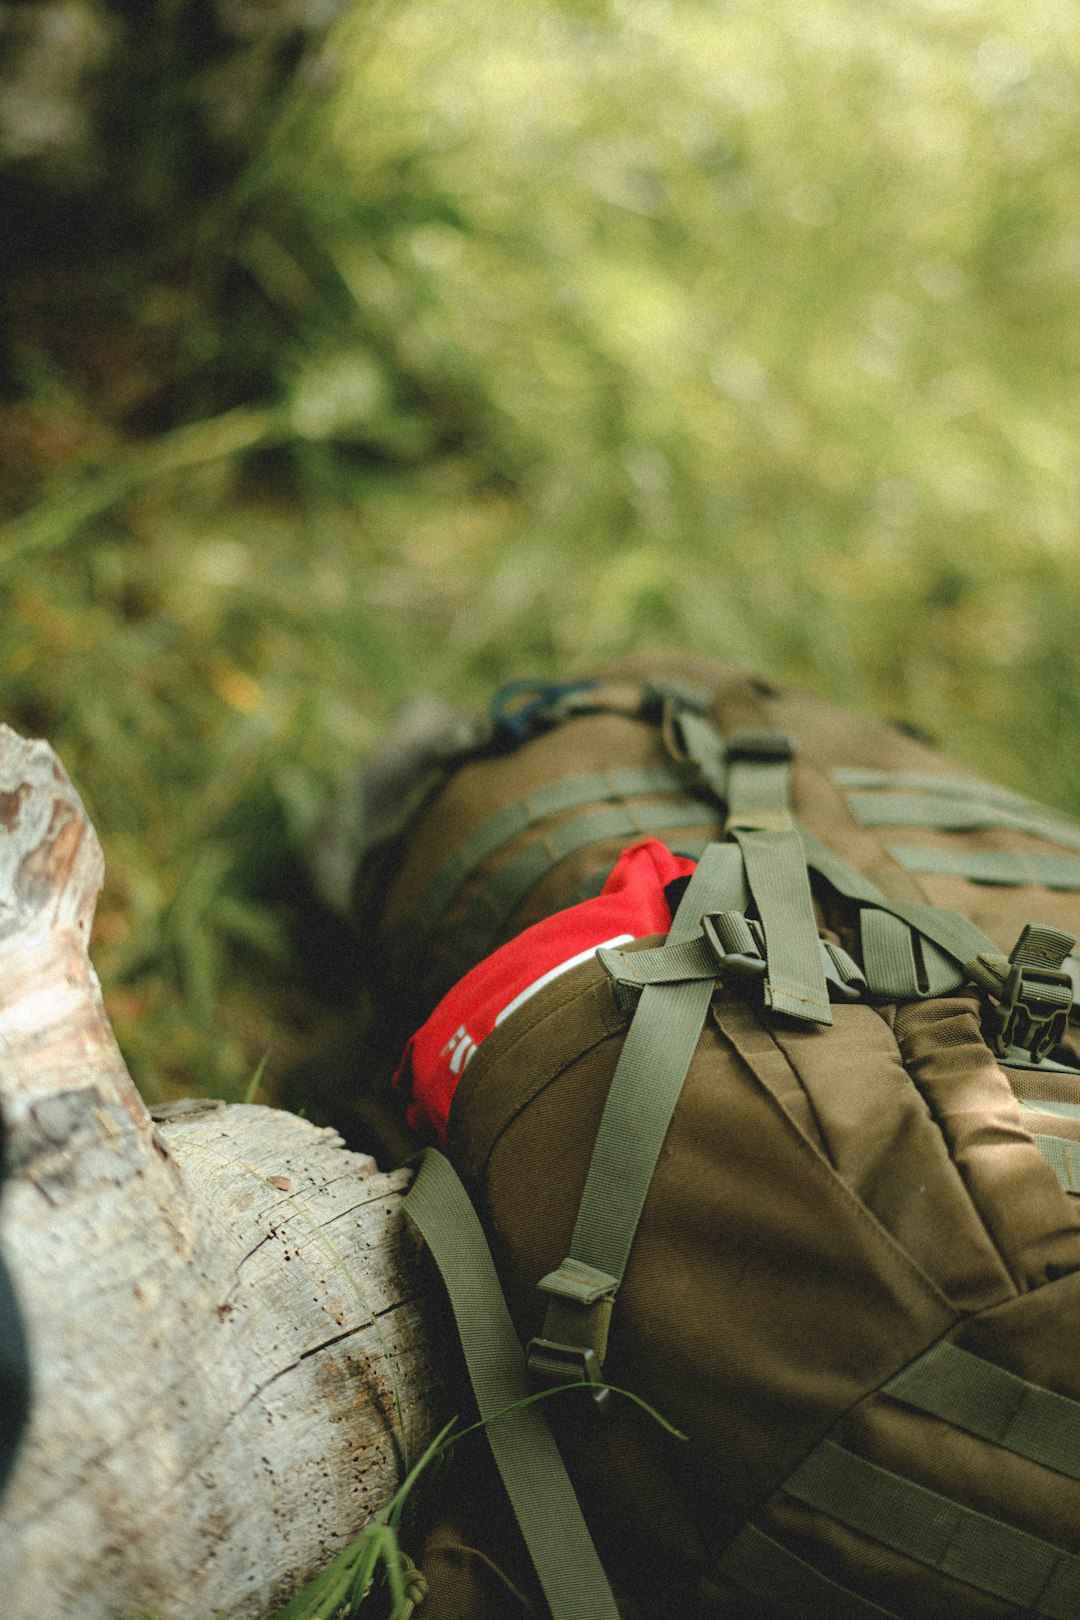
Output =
[{"x1": 2, "y1": 0, "x2": 1079, "y2": 1106}]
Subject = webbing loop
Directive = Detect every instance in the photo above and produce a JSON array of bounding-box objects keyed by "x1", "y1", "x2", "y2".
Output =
[
  {"x1": 720, "y1": 1524, "x2": 904, "y2": 1619},
  {"x1": 725, "y1": 732, "x2": 832, "y2": 1026},
  {"x1": 783, "y1": 1437, "x2": 1080, "y2": 1615},
  {"x1": 885, "y1": 1339, "x2": 1080, "y2": 1479}
]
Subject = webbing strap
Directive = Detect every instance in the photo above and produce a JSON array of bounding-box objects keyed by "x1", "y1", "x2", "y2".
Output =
[
  {"x1": 672, "y1": 709, "x2": 728, "y2": 801},
  {"x1": 732, "y1": 829, "x2": 833, "y2": 1024},
  {"x1": 847, "y1": 791, "x2": 1080, "y2": 851},
  {"x1": 428, "y1": 797, "x2": 718, "y2": 998},
  {"x1": 402, "y1": 1149, "x2": 620, "y2": 1620},
  {"x1": 879, "y1": 898, "x2": 997, "y2": 969},
  {"x1": 889, "y1": 843, "x2": 1080, "y2": 892},
  {"x1": 726, "y1": 736, "x2": 832, "y2": 1026},
  {"x1": 796, "y1": 825, "x2": 890, "y2": 906},
  {"x1": 784, "y1": 1439, "x2": 1080, "y2": 1616},
  {"x1": 534, "y1": 843, "x2": 746, "y2": 1377},
  {"x1": 859, "y1": 908, "x2": 921, "y2": 999},
  {"x1": 798, "y1": 826, "x2": 998, "y2": 969},
  {"x1": 596, "y1": 931, "x2": 727, "y2": 988},
  {"x1": 719, "y1": 1524, "x2": 904, "y2": 1620},
  {"x1": 1020, "y1": 1097, "x2": 1080, "y2": 1122},
  {"x1": 396, "y1": 765, "x2": 701, "y2": 960},
  {"x1": 832, "y1": 767, "x2": 1049, "y2": 817},
  {"x1": 858, "y1": 909, "x2": 966, "y2": 999},
  {"x1": 1034, "y1": 1134, "x2": 1080, "y2": 1194},
  {"x1": 884, "y1": 1340, "x2": 1080, "y2": 1479}
]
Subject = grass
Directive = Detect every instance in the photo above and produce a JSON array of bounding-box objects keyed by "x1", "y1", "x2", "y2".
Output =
[
  {"x1": 3, "y1": 0, "x2": 1080, "y2": 1114},
  {"x1": 271, "y1": 1382, "x2": 686, "y2": 1620}
]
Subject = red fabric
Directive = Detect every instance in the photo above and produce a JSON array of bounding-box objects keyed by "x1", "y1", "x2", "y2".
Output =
[{"x1": 394, "y1": 839, "x2": 697, "y2": 1143}]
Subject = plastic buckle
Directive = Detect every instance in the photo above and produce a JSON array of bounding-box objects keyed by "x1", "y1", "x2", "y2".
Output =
[
  {"x1": 702, "y1": 911, "x2": 767, "y2": 981},
  {"x1": 526, "y1": 1337, "x2": 610, "y2": 1408},
  {"x1": 993, "y1": 963, "x2": 1073, "y2": 1064}
]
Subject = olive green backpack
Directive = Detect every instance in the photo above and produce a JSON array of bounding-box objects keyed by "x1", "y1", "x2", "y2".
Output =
[{"x1": 355, "y1": 655, "x2": 1080, "y2": 1620}]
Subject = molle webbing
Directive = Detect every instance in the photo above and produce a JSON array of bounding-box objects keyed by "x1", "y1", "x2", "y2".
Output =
[
  {"x1": 884, "y1": 1340, "x2": 1080, "y2": 1481},
  {"x1": 432, "y1": 796, "x2": 716, "y2": 995},
  {"x1": 781, "y1": 1438, "x2": 1080, "y2": 1616},
  {"x1": 391, "y1": 765, "x2": 721, "y2": 997},
  {"x1": 720, "y1": 1335, "x2": 1080, "y2": 1617},
  {"x1": 889, "y1": 844, "x2": 1080, "y2": 891},
  {"x1": 833, "y1": 767, "x2": 1052, "y2": 811},
  {"x1": 719, "y1": 1525, "x2": 904, "y2": 1618},
  {"x1": 402, "y1": 765, "x2": 699, "y2": 945},
  {"x1": 1033, "y1": 1135, "x2": 1080, "y2": 1193},
  {"x1": 834, "y1": 767, "x2": 1080, "y2": 850},
  {"x1": 846, "y1": 792, "x2": 1080, "y2": 850}
]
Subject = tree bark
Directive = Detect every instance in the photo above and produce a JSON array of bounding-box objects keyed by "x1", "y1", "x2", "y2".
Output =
[{"x1": 0, "y1": 723, "x2": 445, "y2": 1620}]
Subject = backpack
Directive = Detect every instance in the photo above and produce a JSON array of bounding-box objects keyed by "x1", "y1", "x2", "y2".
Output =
[{"x1": 359, "y1": 654, "x2": 1080, "y2": 1620}]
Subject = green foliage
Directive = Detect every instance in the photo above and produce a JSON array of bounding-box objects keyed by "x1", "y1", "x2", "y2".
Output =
[
  {"x1": 3, "y1": 0, "x2": 1080, "y2": 1099},
  {"x1": 272, "y1": 1382, "x2": 685, "y2": 1620}
]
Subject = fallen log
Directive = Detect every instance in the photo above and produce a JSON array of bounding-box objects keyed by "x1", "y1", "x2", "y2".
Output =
[{"x1": 0, "y1": 724, "x2": 445, "y2": 1620}]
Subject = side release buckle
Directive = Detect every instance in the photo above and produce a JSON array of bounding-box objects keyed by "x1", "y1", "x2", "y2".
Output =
[
  {"x1": 701, "y1": 910, "x2": 767, "y2": 981},
  {"x1": 968, "y1": 924, "x2": 1076, "y2": 1064}
]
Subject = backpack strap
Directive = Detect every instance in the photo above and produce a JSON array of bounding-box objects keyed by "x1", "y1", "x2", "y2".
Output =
[
  {"x1": 725, "y1": 731, "x2": 832, "y2": 1026},
  {"x1": 403, "y1": 1147, "x2": 621, "y2": 1620},
  {"x1": 527, "y1": 842, "x2": 748, "y2": 1397},
  {"x1": 526, "y1": 735, "x2": 854, "y2": 1394}
]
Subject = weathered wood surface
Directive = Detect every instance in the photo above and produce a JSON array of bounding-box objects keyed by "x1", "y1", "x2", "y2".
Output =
[{"x1": 0, "y1": 725, "x2": 445, "y2": 1620}]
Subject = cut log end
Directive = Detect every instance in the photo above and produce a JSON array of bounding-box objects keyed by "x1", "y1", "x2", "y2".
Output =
[{"x1": 0, "y1": 729, "x2": 444, "y2": 1619}]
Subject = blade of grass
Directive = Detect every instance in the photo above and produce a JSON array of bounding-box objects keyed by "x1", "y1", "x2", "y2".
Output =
[
  {"x1": 0, "y1": 405, "x2": 289, "y2": 573},
  {"x1": 242, "y1": 1050, "x2": 272, "y2": 1105}
]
